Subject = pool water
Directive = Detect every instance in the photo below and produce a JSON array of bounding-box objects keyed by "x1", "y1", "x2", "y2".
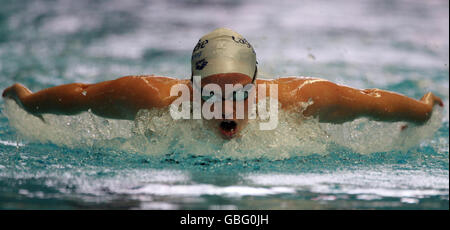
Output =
[{"x1": 0, "y1": 0, "x2": 448, "y2": 209}]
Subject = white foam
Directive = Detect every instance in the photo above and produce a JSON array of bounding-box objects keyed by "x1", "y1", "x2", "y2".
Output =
[
  {"x1": 320, "y1": 106, "x2": 444, "y2": 154},
  {"x1": 0, "y1": 139, "x2": 25, "y2": 147},
  {"x1": 2, "y1": 98, "x2": 444, "y2": 159}
]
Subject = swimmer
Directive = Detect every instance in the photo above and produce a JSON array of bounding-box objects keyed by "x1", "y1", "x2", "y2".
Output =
[{"x1": 2, "y1": 28, "x2": 444, "y2": 139}]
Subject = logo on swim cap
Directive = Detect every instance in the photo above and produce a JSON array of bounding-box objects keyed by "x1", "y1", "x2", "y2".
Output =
[
  {"x1": 191, "y1": 27, "x2": 257, "y2": 80},
  {"x1": 195, "y1": 58, "x2": 208, "y2": 70}
]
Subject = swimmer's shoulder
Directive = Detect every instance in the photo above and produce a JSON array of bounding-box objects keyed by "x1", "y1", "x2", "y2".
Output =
[
  {"x1": 255, "y1": 76, "x2": 328, "y2": 85},
  {"x1": 255, "y1": 76, "x2": 333, "y2": 106},
  {"x1": 111, "y1": 75, "x2": 190, "y2": 107},
  {"x1": 118, "y1": 75, "x2": 190, "y2": 86}
]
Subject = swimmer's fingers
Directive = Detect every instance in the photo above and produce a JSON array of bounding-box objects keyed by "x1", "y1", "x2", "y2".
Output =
[
  {"x1": 433, "y1": 94, "x2": 444, "y2": 107},
  {"x1": 2, "y1": 84, "x2": 25, "y2": 109},
  {"x1": 2, "y1": 83, "x2": 32, "y2": 108},
  {"x1": 3, "y1": 84, "x2": 45, "y2": 123},
  {"x1": 421, "y1": 92, "x2": 444, "y2": 107},
  {"x1": 2, "y1": 84, "x2": 19, "y2": 99}
]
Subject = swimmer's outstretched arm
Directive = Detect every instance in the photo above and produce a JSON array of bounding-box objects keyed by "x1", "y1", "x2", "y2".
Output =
[
  {"x1": 291, "y1": 79, "x2": 444, "y2": 124},
  {"x1": 2, "y1": 76, "x2": 184, "y2": 120}
]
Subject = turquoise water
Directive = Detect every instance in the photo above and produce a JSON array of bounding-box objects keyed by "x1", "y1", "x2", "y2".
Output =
[{"x1": 0, "y1": 0, "x2": 448, "y2": 209}]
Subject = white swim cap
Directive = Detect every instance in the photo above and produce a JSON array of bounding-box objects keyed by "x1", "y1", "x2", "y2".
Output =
[{"x1": 191, "y1": 27, "x2": 257, "y2": 80}]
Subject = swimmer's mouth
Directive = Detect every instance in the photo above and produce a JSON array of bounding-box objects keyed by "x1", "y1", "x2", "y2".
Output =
[{"x1": 219, "y1": 120, "x2": 238, "y2": 138}]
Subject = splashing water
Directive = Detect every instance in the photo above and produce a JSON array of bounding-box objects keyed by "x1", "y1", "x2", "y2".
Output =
[
  {"x1": 0, "y1": 0, "x2": 448, "y2": 210},
  {"x1": 2, "y1": 97, "x2": 443, "y2": 159}
]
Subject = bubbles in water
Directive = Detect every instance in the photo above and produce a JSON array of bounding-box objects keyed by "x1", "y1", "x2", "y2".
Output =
[
  {"x1": 320, "y1": 108, "x2": 443, "y2": 154},
  {"x1": 2, "y1": 99, "x2": 134, "y2": 147},
  {"x1": 2, "y1": 98, "x2": 444, "y2": 159}
]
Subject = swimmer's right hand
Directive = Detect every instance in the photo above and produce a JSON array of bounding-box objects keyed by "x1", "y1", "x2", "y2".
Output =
[
  {"x1": 2, "y1": 83, "x2": 32, "y2": 108},
  {"x1": 2, "y1": 83, "x2": 26, "y2": 102},
  {"x1": 2, "y1": 83, "x2": 18, "y2": 98},
  {"x1": 3, "y1": 83, "x2": 46, "y2": 122}
]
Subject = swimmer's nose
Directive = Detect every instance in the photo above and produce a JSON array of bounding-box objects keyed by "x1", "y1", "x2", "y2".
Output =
[
  {"x1": 222, "y1": 112, "x2": 234, "y2": 120},
  {"x1": 220, "y1": 120, "x2": 237, "y2": 132}
]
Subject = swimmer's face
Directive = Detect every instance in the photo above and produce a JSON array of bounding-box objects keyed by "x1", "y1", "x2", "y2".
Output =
[{"x1": 200, "y1": 73, "x2": 254, "y2": 139}]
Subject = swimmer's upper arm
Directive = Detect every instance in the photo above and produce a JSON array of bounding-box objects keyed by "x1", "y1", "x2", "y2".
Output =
[
  {"x1": 84, "y1": 75, "x2": 179, "y2": 119},
  {"x1": 295, "y1": 80, "x2": 366, "y2": 123}
]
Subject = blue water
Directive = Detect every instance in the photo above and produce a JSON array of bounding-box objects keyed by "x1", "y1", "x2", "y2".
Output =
[{"x1": 0, "y1": 0, "x2": 448, "y2": 209}]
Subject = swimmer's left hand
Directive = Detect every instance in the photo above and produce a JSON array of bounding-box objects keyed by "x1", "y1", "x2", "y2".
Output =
[{"x1": 421, "y1": 92, "x2": 444, "y2": 107}]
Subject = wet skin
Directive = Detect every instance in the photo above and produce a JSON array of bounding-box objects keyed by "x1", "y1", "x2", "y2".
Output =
[{"x1": 2, "y1": 73, "x2": 444, "y2": 139}]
